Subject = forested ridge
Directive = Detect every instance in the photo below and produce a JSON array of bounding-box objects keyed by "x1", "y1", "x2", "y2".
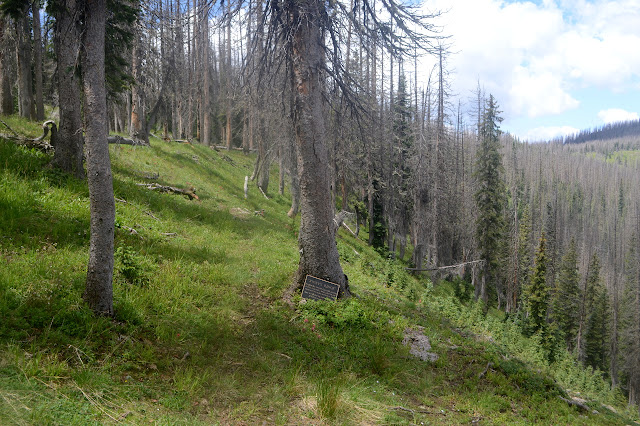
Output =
[{"x1": 1, "y1": 0, "x2": 640, "y2": 423}]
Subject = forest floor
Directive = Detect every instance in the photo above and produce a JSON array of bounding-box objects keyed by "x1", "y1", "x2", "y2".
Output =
[{"x1": 0, "y1": 115, "x2": 637, "y2": 425}]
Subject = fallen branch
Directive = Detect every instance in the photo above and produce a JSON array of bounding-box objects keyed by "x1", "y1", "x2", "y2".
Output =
[
  {"x1": 478, "y1": 362, "x2": 494, "y2": 379},
  {"x1": 258, "y1": 185, "x2": 269, "y2": 200},
  {"x1": 559, "y1": 396, "x2": 590, "y2": 412},
  {"x1": 406, "y1": 259, "x2": 485, "y2": 272},
  {"x1": 0, "y1": 119, "x2": 55, "y2": 153},
  {"x1": 341, "y1": 222, "x2": 358, "y2": 238},
  {"x1": 390, "y1": 406, "x2": 446, "y2": 415},
  {"x1": 137, "y1": 183, "x2": 199, "y2": 200},
  {"x1": 144, "y1": 210, "x2": 160, "y2": 221},
  {"x1": 0, "y1": 118, "x2": 19, "y2": 137}
]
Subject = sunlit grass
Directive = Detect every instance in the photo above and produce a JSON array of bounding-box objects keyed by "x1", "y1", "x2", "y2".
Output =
[{"x1": 0, "y1": 117, "x2": 636, "y2": 424}]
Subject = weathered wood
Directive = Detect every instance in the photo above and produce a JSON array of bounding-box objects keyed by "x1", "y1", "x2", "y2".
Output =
[
  {"x1": 108, "y1": 135, "x2": 149, "y2": 146},
  {"x1": 136, "y1": 182, "x2": 199, "y2": 200},
  {"x1": 559, "y1": 396, "x2": 590, "y2": 412},
  {"x1": 0, "y1": 119, "x2": 54, "y2": 152},
  {"x1": 406, "y1": 259, "x2": 485, "y2": 272}
]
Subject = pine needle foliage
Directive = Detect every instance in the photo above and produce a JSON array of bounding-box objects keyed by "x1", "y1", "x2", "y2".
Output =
[
  {"x1": 523, "y1": 234, "x2": 549, "y2": 337},
  {"x1": 474, "y1": 94, "x2": 506, "y2": 304},
  {"x1": 553, "y1": 238, "x2": 581, "y2": 351}
]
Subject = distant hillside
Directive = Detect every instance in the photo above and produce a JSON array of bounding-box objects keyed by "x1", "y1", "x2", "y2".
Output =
[{"x1": 562, "y1": 119, "x2": 640, "y2": 144}]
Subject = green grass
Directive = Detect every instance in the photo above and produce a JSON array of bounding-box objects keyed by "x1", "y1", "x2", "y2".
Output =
[{"x1": 0, "y1": 117, "x2": 637, "y2": 424}]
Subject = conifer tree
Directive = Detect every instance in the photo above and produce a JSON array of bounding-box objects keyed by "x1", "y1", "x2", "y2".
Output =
[
  {"x1": 523, "y1": 234, "x2": 549, "y2": 336},
  {"x1": 583, "y1": 254, "x2": 610, "y2": 372},
  {"x1": 553, "y1": 238, "x2": 581, "y2": 351},
  {"x1": 474, "y1": 94, "x2": 506, "y2": 304},
  {"x1": 621, "y1": 233, "x2": 640, "y2": 410}
]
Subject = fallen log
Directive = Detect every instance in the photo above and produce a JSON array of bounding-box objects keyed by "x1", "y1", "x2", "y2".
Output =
[
  {"x1": 0, "y1": 119, "x2": 55, "y2": 153},
  {"x1": 108, "y1": 135, "x2": 149, "y2": 146},
  {"x1": 136, "y1": 183, "x2": 199, "y2": 200},
  {"x1": 559, "y1": 396, "x2": 590, "y2": 412}
]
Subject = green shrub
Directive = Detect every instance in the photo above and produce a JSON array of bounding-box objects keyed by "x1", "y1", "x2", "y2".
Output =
[
  {"x1": 299, "y1": 298, "x2": 368, "y2": 328},
  {"x1": 115, "y1": 245, "x2": 150, "y2": 286}
]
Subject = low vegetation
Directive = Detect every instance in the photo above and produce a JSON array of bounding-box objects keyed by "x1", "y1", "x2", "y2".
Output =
[{"x1": 0, "y1": 117, "x2": 637, "y2": 424}]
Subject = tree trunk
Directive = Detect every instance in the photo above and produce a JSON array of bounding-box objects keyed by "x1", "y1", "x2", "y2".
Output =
[
  {"x1": 33, "y1": 3, "x2": 44, "y2": 121},
  {"x1": 83, "y1": 0, "x2": 115, "y2": 316},
  {"x1": 201, "y1": 0, "x2": 211, "y2": 146},
  {"x1": 0, "y1": 16, "x2": 14, "y2": 115},
  {"x1": 15, "y1": 6, "x2": 34, "y2": 119},
  {"x1": 288, "y1": 0, "x2": 348, "y2": 296},
  {"x1": 51, "y1": 0, "x2": 84, "y2": 179},
  {"x1": 130, "y1": 29, "x2": 149, "y2": 144}
]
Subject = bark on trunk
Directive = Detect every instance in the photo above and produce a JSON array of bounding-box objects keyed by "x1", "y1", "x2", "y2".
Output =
[
  {"x1": 130, "y1": 30, "x2": 149, "y2": 144},
  {"x1": 33, "y1": 3, "x2": 44, "y2": 121},
  {"x1": 288, "y1": 0, "x2": 348, "y2": 296},
  {"x1": 15, "y1": 7, "x2": 34, "y2": 119},
  {"x1": 201, "y1": 1, "x2": 211, "y2": 146},
  {"x1": 83, "y1": 0, "x2": 115, "y2": 316},
  {"x1": 51, "y1": 0, "x2": 85, "y2": 179},
  {"x1": 0, "y1": 17, "x2": 14, "y2": 115}
]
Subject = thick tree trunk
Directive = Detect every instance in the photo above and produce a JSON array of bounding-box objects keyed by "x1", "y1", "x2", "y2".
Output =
[
  {"x1": 0, "y1": 17, "x2": 14, "y2": 115},
  {"x1": 33, "y1": 3, "x2": 44, "y2": 121},
  {"x1": 83, "y1": 0, "x2": 115, "y2": 316},
  {"x1": 51, "y1": 0, "x2": 84, "y2": 179},
  {"x1": 15, "y1": 7, "x2": 34, "y2": 119},
  {"x1": 289, "y1": 0, "x2": 348, "y2": 296}
]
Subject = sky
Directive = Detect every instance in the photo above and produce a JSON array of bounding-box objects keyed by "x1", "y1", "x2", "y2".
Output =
[{"x1": 416, "y1": 0, "x2": 640, "y2": 141}]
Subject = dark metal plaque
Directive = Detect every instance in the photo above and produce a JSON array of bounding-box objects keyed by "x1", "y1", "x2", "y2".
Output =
[{"x1": 301, "y1": 275, "x2": 340, "y2": 301}]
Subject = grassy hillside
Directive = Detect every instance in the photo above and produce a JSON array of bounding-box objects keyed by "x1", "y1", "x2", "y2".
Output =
[{"x1": 0, "y1": 116, "x2": 637, "y2": 424}]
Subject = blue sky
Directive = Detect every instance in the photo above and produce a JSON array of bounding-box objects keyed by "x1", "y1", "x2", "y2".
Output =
[{"x1": 416, "y1": 0, "x2": 640, "y2": 141}]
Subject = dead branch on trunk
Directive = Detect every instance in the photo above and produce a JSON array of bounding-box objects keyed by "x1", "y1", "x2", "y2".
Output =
[{"x1": 136, "y1": 183, "x2": 199, "y2": 200}]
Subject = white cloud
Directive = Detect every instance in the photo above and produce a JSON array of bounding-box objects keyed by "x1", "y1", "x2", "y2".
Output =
[
  {"x1": 523, "y1": 125, "x2": 579, "y2": 142},
  {"x1": 510, "y1": 67, "x2": 579, "y2": 117},
  {"x1": 597, "y1": 108, "x2": 639, "y2": 124},
  {"x1": 417, "y1": 0, "x2": 640, "y2": 124}
]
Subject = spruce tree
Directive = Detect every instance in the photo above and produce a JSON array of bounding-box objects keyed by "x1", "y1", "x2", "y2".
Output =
[
  {"x1": 621, "y1": 234, "x2": 640, "y2": 409},
  {"x1": 474, "y1": 94, "x2": 506, "y2": 304},
  {"x1": 523, "y1": 234, "x2": 549, "y2": 337},
  {"x1": 553, "y1": 238, "x2": 581, "y2": 351},
  {"x1": 584, "y1": 254, "x2": 610, "y2": 372}
]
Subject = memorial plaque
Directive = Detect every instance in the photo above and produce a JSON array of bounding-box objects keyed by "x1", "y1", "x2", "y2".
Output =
[{"x1": 301, "y1": 275, "x2": 340, "y2": 301}]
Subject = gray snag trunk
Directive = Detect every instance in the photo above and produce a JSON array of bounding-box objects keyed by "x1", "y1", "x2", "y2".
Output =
[
  {"x1": 289, "y1": 0, "x2": 348, "y2": 296},
  {"x1": 32, "y1": 3, "x2": 44, "y2": 121},
  {"x1": 0, "y1": 16, "x2": 13, "y2": 115},
  {"x1": 15, "y1": 6, "x2": 34, "y2": 119},
  {"x1": 51, "y1": 0, "x2": 84, "y2": 178},
  {"x1": 130, "y1": 30, "x2": 149, "y2": 145},
  {"x1": 83, "y1": 0, "x2": 115, "y2": 316}
]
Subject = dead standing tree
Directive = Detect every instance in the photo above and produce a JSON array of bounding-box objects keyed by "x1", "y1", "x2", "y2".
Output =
[{"x1": 258, "y1": 0, "x2": 444, "y2": 297}]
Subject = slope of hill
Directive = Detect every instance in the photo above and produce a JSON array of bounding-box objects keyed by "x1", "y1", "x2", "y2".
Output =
[
  {"x1": 562, "y1": 120, "x2": 640, "y2": 144},
  {"x1": 0, "y1": 116, "x2": 636, "y2": 424}
]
